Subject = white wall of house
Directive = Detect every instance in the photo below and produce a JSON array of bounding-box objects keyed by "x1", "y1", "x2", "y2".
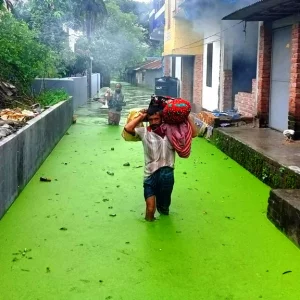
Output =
[
  {"x1": 136, "y1": 72, "x2": 143, "y2": 85},
  {"x1": 175, "y1": 57, "x2": 182, "y2": 82},
  {"x1": 202, "y1": 38, "x2": 221, "y2": 111}
]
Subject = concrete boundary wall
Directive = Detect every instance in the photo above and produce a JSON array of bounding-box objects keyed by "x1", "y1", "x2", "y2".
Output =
[
  {"x1": 33, "y1": 73, "x2": 101, "y2": 110},
  {"x1": 71, "y1": 77, "x2": 87, "y2": 109},
  {"x1": 0, "y1": 99, "x2": 73, "y2": 219},
  {"x1": 91, "y1": 74, "x2": 99, "y2": 97}
]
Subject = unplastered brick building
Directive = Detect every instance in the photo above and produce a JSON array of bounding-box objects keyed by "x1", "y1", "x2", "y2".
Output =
[
  {"x1": 151, "y1": 0, "x2": 258, "y2": 114},
  {"x1": 224, "y1": 0, "x2": 300, "y2": 138}
]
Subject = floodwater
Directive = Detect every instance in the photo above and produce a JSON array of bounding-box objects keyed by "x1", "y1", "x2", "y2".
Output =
[{"x1": 0, "y1": 83, "x2": 300, "y2": 300}]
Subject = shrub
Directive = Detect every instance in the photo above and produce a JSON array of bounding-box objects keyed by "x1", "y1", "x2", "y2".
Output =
[
  {"x1": 36, "y1": 89, "x2": 69, "y2": 106},
  {"x1": 0, "y1": 12, "x2": 57, "y2": 92}
]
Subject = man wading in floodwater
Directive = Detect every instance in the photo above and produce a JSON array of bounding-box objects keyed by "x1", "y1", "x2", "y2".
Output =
[
  {"x1": 124, "y1": 103, "x2": 198, "y2": 221},
  {"x1": 106, "y1": 83, "x2": 125, "y2": 125}
]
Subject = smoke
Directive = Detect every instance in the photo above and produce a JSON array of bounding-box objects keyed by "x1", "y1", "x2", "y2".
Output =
[
  {"x1": 181, "y1": 0, "x2": 259, "y2": 60},
  {"x1": 179, "y1": 0, "x2": 260, "y2": 95},
  {"x1": 186, "y1": 0, "x2": 259, "y2": 35}
]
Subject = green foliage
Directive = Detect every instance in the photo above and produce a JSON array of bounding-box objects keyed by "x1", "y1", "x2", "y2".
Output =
[
  {"x1": 14, "y1": 0, "x2": 71, "y2": 52},
  {"x1": 0, "y1": 12, "x2": 58, "y2": 91},
  {"x1": 71, "y1": 0, "x2": 107, "y2": 36},
  {"x1": 0, "y1": 0, "x2": 13, "y2": 11},
  {"x1": 113, "y1": 0, "x2": 162, "y2": 58},
  {"x1": 36, "y1": 89, "x2": 69, "y2": 106},
  {"x1": 3, "y1": 0, "x2": 153, "y2": 89},
  {"x1": 74, "y1": 0, "x2": 149, "y2": 76}
]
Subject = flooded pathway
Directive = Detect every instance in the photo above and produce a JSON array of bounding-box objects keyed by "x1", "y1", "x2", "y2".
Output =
[{"x1": 0, "y1": 83, "x2": 300, "y2": 299}]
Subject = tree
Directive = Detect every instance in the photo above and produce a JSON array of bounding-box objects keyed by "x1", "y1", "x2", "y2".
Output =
[
  {"x1": 70, "y1": 0, "x2": 107, "y2": 98},
  {"x1": 14, "y1": 0, "x2": 70, "y2": 52},
  {"x1": 0, "y1": 12, "x2": 57, "y2": 92},
  {"x1": 11, "y1": 0, "x2": 151, "y2": 87},
  {"x1": 74, "y1": 0, "x2": 148, "y2": 86},
  {"x1": 0, "y1": 0, "x2": 13, "y2": 11},
  {"x1": 72, "y1": 0, "x2": 107, "y2": 40},
  {"x1": 14, "y1": 0, "x2": 78, "y2": 77},
  {"x1": 115, "y1": 0, "x2": 163, "y2": 59}
]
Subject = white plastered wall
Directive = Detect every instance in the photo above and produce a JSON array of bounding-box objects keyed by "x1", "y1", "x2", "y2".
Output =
[{"x1": 202, "y1": 36, "x2": 221, "y2": 111}]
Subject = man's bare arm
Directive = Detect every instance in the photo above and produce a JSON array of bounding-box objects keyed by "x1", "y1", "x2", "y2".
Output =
[
  {"x1": 124, "y1": 110, "x2": 147, "y2": 134},
  {"x1": 105, "y1": 89, "x2": 112, "y2": 101}
]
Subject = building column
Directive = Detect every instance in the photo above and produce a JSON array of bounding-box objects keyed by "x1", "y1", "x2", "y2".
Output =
[
  {"x1": 192, "y1": 54, "x2": 203, "y2": 112},
  {"x1": 181, "y1": 56, "x2": 194, "y2": 102},
  {"x1": 257, "y1": 23, "x2": 272, "y2": 127},
  {"x1": 219, "y1": 30, "x2": 233, "y2": 111},
  {"x1": 163, "y1": 56, "x2": 171, "y2": 76},
  {"x1": 289, "y1": 23, "x2": 300, "y2": 139},
  {"x1": 221, "y1": 70, "x2": 233, "y2": 110}
]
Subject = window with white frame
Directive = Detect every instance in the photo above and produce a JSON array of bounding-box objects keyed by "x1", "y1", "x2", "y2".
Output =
[{"x1": 206, "y1": 43, "x2": 213, "y2": 87}]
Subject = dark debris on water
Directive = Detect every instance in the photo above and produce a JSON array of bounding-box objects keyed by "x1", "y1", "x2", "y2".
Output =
[{"x1": 282, "y1": 270, "x2": 292, "y2": 275}]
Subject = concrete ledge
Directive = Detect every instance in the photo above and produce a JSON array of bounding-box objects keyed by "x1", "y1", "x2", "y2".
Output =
[
  {"x1": 268, "y1": 189, "x2": 300, "y2": 247},
  {"x1": 0, "y1": 98, "x2": 73, "y2": 219},
  {"x1": 211, "y1": 129, "x2": 300, "y2": 189}
]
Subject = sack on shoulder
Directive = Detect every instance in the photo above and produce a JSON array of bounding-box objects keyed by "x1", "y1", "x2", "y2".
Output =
[{"x1": 121, "y1": 109, "x2": 143, "y2": 142}]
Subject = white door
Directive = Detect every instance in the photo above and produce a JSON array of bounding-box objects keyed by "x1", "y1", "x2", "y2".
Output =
[{"x1": 269, "y1": 26, "x2": 291, "y2": 131}]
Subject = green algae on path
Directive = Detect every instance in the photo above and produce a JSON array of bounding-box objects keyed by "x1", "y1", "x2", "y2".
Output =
[{"x1": 0, "y1": 85, "x2": 300, "y2": 299}]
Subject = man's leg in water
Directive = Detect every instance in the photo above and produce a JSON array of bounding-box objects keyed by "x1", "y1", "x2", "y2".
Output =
[
  {"x1": 108, "y1": 111, "x2": 114, "y2": 125},
  {"x1": 156, "y1": 167, "x2": 174, "y2": 215},
  {"x1": 114, "y1": 113, "x2": 121, "y2": 125},
  {"x1": 143, "y1": 172, "x2": 158, "y2": 221},
  {"x1": 145, "y1": 196, "x2": 156, "y2": 221}
]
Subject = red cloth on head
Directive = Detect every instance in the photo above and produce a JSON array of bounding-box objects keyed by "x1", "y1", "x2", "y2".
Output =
[{"x1": 163, "y1": 98, "x2": 191, "y2": 124}]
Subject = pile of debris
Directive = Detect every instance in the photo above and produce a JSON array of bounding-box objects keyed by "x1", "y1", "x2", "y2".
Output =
[
  {"x1": 0, "y1": 108, "x2": 35, "y2": 122},
  {"x1": 0, "y1": 80, "x2": 44, "y2": 141},
  {"x1": 0, "y1": 81, "x2": 17, "y2": 108},
  {"x1": 0, "y1": 80, "x2": 34, "y2": 109},
  {"x1": 193, "y1": 109, "x2": 255, "y2": 139},
  {"x1": 0, "y1": 108, "x2": 39, "y2": 141}
]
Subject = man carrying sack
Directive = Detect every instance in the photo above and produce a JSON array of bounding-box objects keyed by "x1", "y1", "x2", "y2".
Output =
[{"x1": 124, "y1": 96, "x2": 198, "y2": 221}]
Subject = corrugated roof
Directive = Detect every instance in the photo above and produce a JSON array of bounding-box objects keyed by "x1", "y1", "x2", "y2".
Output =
[
  {"x1": 134, "y1": 59, "x2": 162, "y2": 71},
  {"x1": 222, "y1": 0, "x2": 299, "y2": 22}
]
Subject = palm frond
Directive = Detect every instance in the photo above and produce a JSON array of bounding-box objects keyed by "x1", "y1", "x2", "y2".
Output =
[{"x1": 0, "y1": 0, "x2": 13, "y2": 11}]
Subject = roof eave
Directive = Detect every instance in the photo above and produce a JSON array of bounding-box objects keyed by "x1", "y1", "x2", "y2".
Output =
[{"x1": 222, "y1": 0, "x2": 294, "y2": 21}]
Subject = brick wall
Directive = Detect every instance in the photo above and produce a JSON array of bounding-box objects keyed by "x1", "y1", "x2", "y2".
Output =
[
  {"x1": 164, "y1": 56, "x2": 171, "y2": 76},
  {"x1": 181, "y1": 56, "x2": 194, "y2": 102},
  {"x1": 289, "y1": 23, "x2": 300, "y2": 139},
  {"x1": 235, "y1": 79, "x2": 257, "y2": 117},
  {"x1": 221, "y1": 70, "x2": 233, "y2": 111},
  {"x1": 192, "y1": 55, "x2": 203, "y2": 111},
  {"x1": 257, "y1": 23, "x2": 272, "y2": 127}
]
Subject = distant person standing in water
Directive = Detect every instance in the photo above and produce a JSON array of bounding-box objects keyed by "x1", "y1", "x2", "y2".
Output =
[{"x1": 106, "y1": 83, "x2": 126, "y2": 125}]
